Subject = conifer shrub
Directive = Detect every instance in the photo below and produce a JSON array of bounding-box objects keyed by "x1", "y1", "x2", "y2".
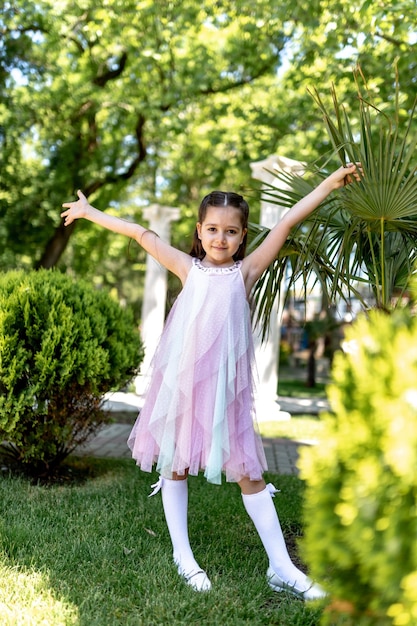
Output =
[
  {"x1": 0, "y1": 269, "x2": 143, "y2": 476},
  {"x1": 298, "y1": 297, "x2": 417, "y2": 625}
]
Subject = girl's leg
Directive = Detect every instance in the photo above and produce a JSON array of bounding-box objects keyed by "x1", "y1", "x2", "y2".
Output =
[
  {"x1": 239, "y1": 477, "x2": 326, "y2": 600},
  {"x1": 160, "y1": 473, "x2": 211, "y2": 592}
]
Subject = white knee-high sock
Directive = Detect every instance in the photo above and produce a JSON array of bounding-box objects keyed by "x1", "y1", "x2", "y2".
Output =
[
  {"x1": 242, "y1": 485, "x2": 309, "y2": 586},
  {"x1": 160, "y1": 477, "x2": 200, "y2": 575}
]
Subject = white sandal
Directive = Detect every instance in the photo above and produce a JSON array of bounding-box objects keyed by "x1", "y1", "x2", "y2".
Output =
[
  {"x1": 178, "y1": 567, "x2": 212, "y2": 592},
  {"x1": 267, "y1": 566, "x2": 326, "y2": 601}
]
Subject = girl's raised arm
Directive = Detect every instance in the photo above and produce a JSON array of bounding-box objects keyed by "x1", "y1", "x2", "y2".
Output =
[
  {"x1": 242, "y1": 164, "x2": 361, "y2": 290},
  {"x1": 61, "y1": 190, "x2": 191, "y2": 282}
]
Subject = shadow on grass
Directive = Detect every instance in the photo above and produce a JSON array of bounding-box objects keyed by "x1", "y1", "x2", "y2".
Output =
[
  {"x1": 278, "y1": 379, "x2": 328, "y2": 399},
  {"x1": 0, "y1": 460, "x2": 325, "y2": 626},
  {"x1": 0, "y1": 450, "x2": 120, "y2": 487}
]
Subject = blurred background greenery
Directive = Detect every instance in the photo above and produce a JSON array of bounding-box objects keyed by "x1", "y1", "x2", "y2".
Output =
[{"x1": 2, "y1": 0, "x2": 416, "y2": 322}]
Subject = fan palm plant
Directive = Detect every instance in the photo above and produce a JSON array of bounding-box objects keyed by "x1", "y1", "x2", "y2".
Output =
[{"x1": 249, "y1": 67, "x2": 417, "y2": 338}]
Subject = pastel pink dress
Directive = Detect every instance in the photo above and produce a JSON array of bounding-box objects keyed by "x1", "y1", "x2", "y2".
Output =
[{"x1": 127, "y1": 257, "x2": 267, "y2": 484}]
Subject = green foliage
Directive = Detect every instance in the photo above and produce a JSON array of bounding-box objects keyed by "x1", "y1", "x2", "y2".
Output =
[
  {"x1": 1, "y1": 0, "x2": 290, "y2": 273},
  {"x1": 0, "y1": 269, "x2": 143, "y2": 476},
  {"x1": 279, "y1": 339, "x2": 292, "y2": 365},
  {"x1": 2, "y1": 1, "x2": 417, "y2": 330},
  {"x1": 251, "y1": 66, "x2": 417, "y2": 337},
  {"x1": 309, "y1": 67, "x2": 417, "y2": 310},
  {"x1": 2, "y1": 0, "x2": 417, "y2": 289},
  {"x1": 298, "y1": 298, "x2": 417, "y2": 624}
]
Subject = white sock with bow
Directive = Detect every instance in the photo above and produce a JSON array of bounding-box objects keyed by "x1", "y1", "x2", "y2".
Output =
[
  {"x1": 242, "y1": 484, "x2": 311, "y2": 588},
  {"x1": 160, "y1": 477, "x2": 211, "y2": 591}
]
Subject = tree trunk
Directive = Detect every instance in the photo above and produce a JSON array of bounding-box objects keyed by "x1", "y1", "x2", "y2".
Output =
[
  {"x1": 306, "y1": 341, "x2": 316, "y2": 388},
  {"x1": 36, "y1": 221, "x2": 76, "y2": 269},
  {"x1": 36, "y1": 113, "x2": 147, "y2": 269}
]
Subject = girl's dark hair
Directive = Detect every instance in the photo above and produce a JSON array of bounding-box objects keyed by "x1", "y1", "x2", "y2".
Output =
[{"x1": 189, "y1": 191, "x2": 250, "y2": 261}]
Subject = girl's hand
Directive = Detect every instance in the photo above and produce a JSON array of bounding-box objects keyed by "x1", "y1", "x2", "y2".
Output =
[
  {"x1": 61, "y1": 190, "x2": 91, "y2": 226},
  {"x1": 328, "y1": 163, "x2": 362, "y2": 190}
]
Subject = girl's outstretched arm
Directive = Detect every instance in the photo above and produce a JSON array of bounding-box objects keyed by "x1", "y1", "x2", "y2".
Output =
[
  {"x1": 242, "y1": 164, "x2": 361, "y2": 289},
  {"x1": 61, "y1": 190, "x2": 191, "y2": 282}
]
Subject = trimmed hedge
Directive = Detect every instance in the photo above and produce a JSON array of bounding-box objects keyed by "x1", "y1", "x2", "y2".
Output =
[
  {"x1": 299, "y1": 301, "x2": 417, "y2": 625},
  {"x1": 0, "y1": 269, "x2": 143, "y2": 476}
]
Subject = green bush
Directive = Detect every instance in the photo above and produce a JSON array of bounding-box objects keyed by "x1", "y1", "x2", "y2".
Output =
[
  {"x1": 298, "y1": 305, "x2": 417, "y2": 625},
  {"x1": 279, "y1": 339, "x2": 292, "y2": 366},
  {"x1": 0, "y1": 269, "x2": 143, "y2": 476}
]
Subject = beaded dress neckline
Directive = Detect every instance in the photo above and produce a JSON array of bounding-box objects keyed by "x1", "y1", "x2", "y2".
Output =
[{"x1": 193, "y1": 258, "x2": 241, "y2": 274}]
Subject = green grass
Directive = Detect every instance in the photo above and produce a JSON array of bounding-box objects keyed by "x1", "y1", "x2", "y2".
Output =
[
  {"x1": 0, "y1": 458, "x2": 325, "y2": 625},
  {"x1": 277, "y1": 379, "x2": 328, "y2": 399},
  {"x1": 268, "y1": 374, "x2": 329, "y2": 442},
  {"x1": 259, "y1": 415, "x2": 325, "y2": 442}
]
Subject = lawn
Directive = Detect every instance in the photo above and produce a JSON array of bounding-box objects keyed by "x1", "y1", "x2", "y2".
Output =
[
  {"x1": 0, "y1": 457, "x2": 326, "y2": 626},
  {"x1": 259, "y1": 415, "x2": 325, "y2": 443},
  {"x1": 0, "y1": 372, "x2": 330, "y2": 625},
  {"x1": 264, "y1": 373, "x2": 329, "y2": 442},
  {"x1": 278, "y1": 379, "x2": 327, "y2": 398}
]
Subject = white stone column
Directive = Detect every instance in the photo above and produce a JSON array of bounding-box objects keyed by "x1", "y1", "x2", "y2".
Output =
[
  {"x1": 250, "y1": 155, "x2": 305, "y2": 422},
  {"x1": 135, "y1": 204, "x2": 180, "y2": 395}
]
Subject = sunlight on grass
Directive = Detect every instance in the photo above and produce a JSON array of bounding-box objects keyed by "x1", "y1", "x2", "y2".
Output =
[
  {"x1": 259, "y1": 415, "x2": 326, "y2": 442},
  {"x1": 0, "y1": 462, "x2": 325, "y2": 625},
  {"x1": 0, "y1": 561, "x2": 78, "y2": 626}
]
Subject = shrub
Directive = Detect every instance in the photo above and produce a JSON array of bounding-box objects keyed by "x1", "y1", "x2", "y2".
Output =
[
  {"x1": 0, "y1": 269, "x2": 143, "y2": 476},
  {"x1": 279, "y1": 339, "x2": 292, "y2": 366},
  {"x1": 298, "y1": 302, "x2": 417, "y2": 625}
]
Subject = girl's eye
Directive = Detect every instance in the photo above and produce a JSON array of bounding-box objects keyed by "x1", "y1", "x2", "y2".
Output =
[{"x1": 228, "y1": 230, "x2": 237, "y2": 235}]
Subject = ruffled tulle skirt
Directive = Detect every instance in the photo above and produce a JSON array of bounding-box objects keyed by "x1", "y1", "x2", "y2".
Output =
[{"x1": 127, "y1": 260, "x2": 267, "y2": 484}]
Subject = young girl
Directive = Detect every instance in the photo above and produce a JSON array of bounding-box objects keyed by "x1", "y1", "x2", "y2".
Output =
[{"x1": 61, "y1": 164, "x2": 359, "y2": 598}]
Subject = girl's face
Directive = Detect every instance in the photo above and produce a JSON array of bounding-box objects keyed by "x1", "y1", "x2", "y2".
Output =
[{"x1": 196, "y1": 205, "x2": 247, "y2": 267}]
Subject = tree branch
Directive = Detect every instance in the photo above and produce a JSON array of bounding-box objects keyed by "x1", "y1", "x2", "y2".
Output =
[
  {"x1": 197, "y1": 58, "x2": 279, "y2": 97},
  {"x1": 374, "y1": 30, "x2": 408, "y2": 48},
  {"x1": 37, "y1": 111, "x2": 147, "y2": 267},
  {"x1": 93, "y1": 51, "x2": 128, "y2": 87},
  {"x1": 84, "y1": 112, "x2": 147, "y2": 196}
]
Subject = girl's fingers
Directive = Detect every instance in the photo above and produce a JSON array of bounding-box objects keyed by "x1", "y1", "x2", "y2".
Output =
[
  {"x1": 61, "y1": 190, "x2": 86, "y2": 209},
  {"x1": 60, "y1": 192, "x2": 87, "y2": 225},
  {"x1": 342, "y1": 162, "x2": 362, "y2": 185}
]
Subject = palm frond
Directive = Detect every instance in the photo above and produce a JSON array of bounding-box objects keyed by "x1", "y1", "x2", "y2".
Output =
[
  {"x1": 249, "y1": 67, "x2": 417, "y2": 337},
  {"x1": 310, "y1": 70, "x2": 417, "y2": 219}
]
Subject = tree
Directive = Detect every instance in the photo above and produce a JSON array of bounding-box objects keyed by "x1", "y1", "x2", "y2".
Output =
[
  {"x1": 249, "y1": 66, "x2": 417, "y2": 339},
  {"x1": 1, "y1": 0, "x2": 417, "y2": 319},
  {"x1": 1, "y1": 0, "x2": 290, "y2": 269},
  {"x1": 311, "y1": 69, "x2": 417, "y2": 310}
]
